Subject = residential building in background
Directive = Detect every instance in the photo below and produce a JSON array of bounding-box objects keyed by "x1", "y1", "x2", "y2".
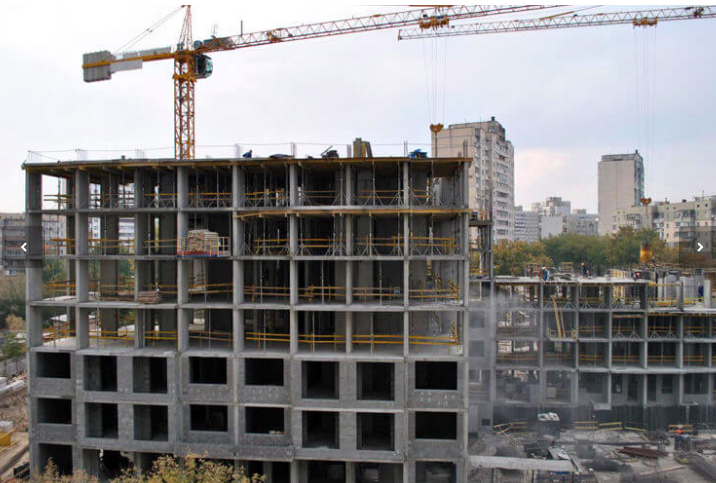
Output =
[
  {"x1": 1, "y1": 217, "x2": 26, "y2": 276},
  {"x1": 434, "y1": 117, "x2": 515, "y2": 242},
  {"x1": 614, "y1": 195, "x2": 716, "y2": 251},
  {"x1": 513, "y1": 206, "x2": 540, "y2": 242},
  {"x1": 598, "y1": 151, "x2": 644, "y2": 235}
]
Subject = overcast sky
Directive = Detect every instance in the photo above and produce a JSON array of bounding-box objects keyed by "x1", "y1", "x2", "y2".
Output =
[{"x1": 2, "y1": 3, "x2": 715, "y2": 213}]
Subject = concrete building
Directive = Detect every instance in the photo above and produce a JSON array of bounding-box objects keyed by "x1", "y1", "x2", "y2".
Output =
[
  {"x1": 433, "y1": 118, "x2": 515, "y2": 243},
  {"x1": 469, "y1": 267, "x2": 716, "y2": 434},
  {"x1": 538, "y1": 197, "x2": 571, "y2": 217},
  {"x1": 25, "y1": 153, "x2": 472, "y2": 482},
  {"x1": 541, "y1": 210, "x2": 599, "y2": 239},
  {"x1": 598, "y1": 151, "x2": 644, "y2": 236},
  {"x1": 1, "y1": 217, "x2": 26, "y2": 276},
  {"x1": 614, "y1": 195, "x2": 716, "y2": 252},
  {"x1": 513, "y1": 206, "x2": 540, "y2": 243}
]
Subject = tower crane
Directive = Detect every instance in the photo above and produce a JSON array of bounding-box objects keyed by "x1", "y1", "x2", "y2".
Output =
[
  {"x1": 397, "y1": 5, "x2": 716, "y2": 39},
  {"x1": 82, "y1": 5, "x2": 556, "y2": 160}
]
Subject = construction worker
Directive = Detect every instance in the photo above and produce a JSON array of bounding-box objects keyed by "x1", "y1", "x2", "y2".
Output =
[
  {"x1": 542, "y1": 267, "x2": 549, "y2": 282},
  {"x1": 581, "y1": 262, "x2": 588, "y2": 278},
  {"x1": 242, "y1": 149, "x2": 253, "y2": 158}
]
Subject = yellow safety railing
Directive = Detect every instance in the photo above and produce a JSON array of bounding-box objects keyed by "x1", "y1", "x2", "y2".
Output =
[
  {"x1": 647, "y1": 325, "x2": 676, "y2": 337},
  {"x1": 144, "y1": 330, "x2": 178, "y2": 347},
  {"x1": 299, "y1": 286, "x2": 347, "y2": 302},
  {"x1": 357, "y1": 189, "x2": 401, "y2": 205},
  {"x1": 143, "y1": 238, "x2": 177, "y2": 253},
  {"x1": 244, "y1": 189, "x2": 288, "y2": 207},
  {"x1": 252, "y1": 238, "x2": 289, "y2": 255},
  {"x1": 470, "y1": 265, "x2": 488, "y2": 278},
  {"x1": 88, "y1": 192, "x2": 135, "y2": 208},
  {"x1": 89, "y1": 329, "x2": 134, "y2": 347},
  {"x1": 43, "y1": 323, "x2": 75, "y2": 344},
  {"x1": 354, "y1": 235, "x2": 403, "y2": 256},
  {"x1": 579, "y1": 325, "x2": 604, "y2": 335},
  {"x1": 244, "y1": 331, "x2": 459, "y2": 348},
  {"x1": 624, "y1": 421, "x2": 647, "y2": 432},
  {"x1": 245, "y1": 285, "x2": 291, "y2": 301},
  {"x1": 578, "y1": 354, "x2": 603, "y2": 363},
  {"x1": 189, "y1": 330, "x2": 232, "y2": 347},
  {"x1": 599, "y1": 422, "x2": 623, "y2": 431},
  {"x1": 684, "y1": 325, "x2": 707, "y2": 337},
  {"x1": 574, "y1": 421, "x2": 598, "y2": 431},
  {"x1": 44, "y1": 193, "x2": 74, "y2": 209},
  {"x1": 579, "y1": 296, "x2": 605, "y2": 308},
  {"x1": 544, "y1": 352, "x2": 573, "y2": 363},
  {"x1": 90, "y1": 282, "x2": 135, "y2": 301},
  {"x1": 683, "y1": 355, "x2": 705, "y2": 364},
  {"x1": 352, "y1": 286, "x2": 402, "y2": 302},
  {"x1": 496, "y1": 352, "x2": 539, "y2": 364},
  {"x1": 89, "y1": 238, "x2": 135, "y2": 255},
  {"x1": 612, "y1": 355, "x2": 639, "y2": 363},
  {"x1": 46, "y1": 237, "x2": 75, "y2": 255},
  {"x1": 298, "y1": 237, "x2": 345, "y2": 255},
  {"x1": 44, "y1": 280, "x2": 76, "y2": 298},
  {"x1": 409, "y1": 236, "x2": 458, "y2": 255},
  {"x1": 189, "y1": 282, "x2": 233, "y2": 296},
  {"x1": 299, "y1": 189, "x2": 338, "y2": 205},
  {"x1": 143, "y1": 193, "x2": 177, "y2": 208},
  {"x1": 189, "y1": 192, "x2": 232, "y2": 208},
  {"x1": 647, "y1": 355, "x2": 676, "y2": 364},
  {"x1": 493, "y1": 421, "x2": 528, "y2": 435}
]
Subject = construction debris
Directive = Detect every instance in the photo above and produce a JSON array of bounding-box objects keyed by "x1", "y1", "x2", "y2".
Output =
[
  {"x1": 138, "y1": 290, "x2": 162, "y2": 304},
  {"x1": 617, "y1": 447, "x2": 667, "y2": 459}
]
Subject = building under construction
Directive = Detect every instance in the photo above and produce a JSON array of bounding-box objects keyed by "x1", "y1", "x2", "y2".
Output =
[
  {"x1": 469, "y1": 267, "x2": 716, "y2": 436},
  {"x1": 24, "y1": 150, "x2": 472, "y2": 482}
]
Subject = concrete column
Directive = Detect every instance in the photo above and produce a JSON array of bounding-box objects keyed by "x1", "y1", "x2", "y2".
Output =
[
  {"x1": 403, "y1": 215, "x2": 410, "y2": 307},
  {"x1": 346, "y1": 311, "x2": 353, "y2": 354},
  {"x1": 346, "y1": 462, "x2": 355, "y2": 483},
  {"x1": 462, "y1": 213, "x2": 470, "y2": 304},
  {"x1": 178, "y1": 308, "x2": 190, "y2": 352},
  {"x1": 134, "y1": 310, "x2": 145, "y2": 349},
  {"x1": 290, "y1": 460, "x2": 299, "y2": 483},
  {"x1": 233, "y1": 309, "x2": 244, "y2": 353},
  {"x1": 403, "y1": 312, "x2": 410, "y2": 356},
  {"x1": 462, "y1": 158, "x2": 470, "y2": 207},
  {"x1": 76, "y1": 307, "x2": 89, "y2": 349},
  {"x1": 289, "y1": 164, "x2": 298, "y2": 206},
  {"x1": 345, "y1": 165, "x2": 353, "y2": 205},
  {"x1": 290, "y1": 311, "x2": 298, "y2": 355},
  {"x1": 402, "y1": 161, "x2": 409, "y2": 206},
  {"x1": 606, "y1": 373, "x2": 613, "y2": 406}
]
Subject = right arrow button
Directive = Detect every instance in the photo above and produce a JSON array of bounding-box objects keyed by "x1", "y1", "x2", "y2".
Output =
[{"x1": 697, "y1": 242, "x2": 704, "y2": 252}]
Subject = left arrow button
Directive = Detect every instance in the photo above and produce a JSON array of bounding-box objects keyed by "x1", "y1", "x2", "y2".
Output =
[{"x1": 21, "y1": 243, "x2": 27, "y2": 252}]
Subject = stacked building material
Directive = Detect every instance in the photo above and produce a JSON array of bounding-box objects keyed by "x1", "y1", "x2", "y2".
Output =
[
  {"x1": 138, "y1": 291, "x2": 162, "y2": 304},
  {"x1": 183, "y1": 229, "x2": 219, "y2": 255}
]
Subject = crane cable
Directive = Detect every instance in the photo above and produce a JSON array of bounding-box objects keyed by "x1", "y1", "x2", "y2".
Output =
[{"x1": 114, "y1": 6, "x2": 184, "y2": 54}]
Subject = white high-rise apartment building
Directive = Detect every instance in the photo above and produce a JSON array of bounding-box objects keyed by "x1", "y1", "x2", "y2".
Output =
[
  {"x1": 434, "y1": 117, "x2": 515, "y2": 242},
  {"x1": 598, "y1": 151, "x2": 644, "y2": 235}
]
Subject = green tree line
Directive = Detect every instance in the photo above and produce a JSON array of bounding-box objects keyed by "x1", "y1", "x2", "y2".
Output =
[{"x1": 494, "y1": 227, "x2": 679, "y2": 276}]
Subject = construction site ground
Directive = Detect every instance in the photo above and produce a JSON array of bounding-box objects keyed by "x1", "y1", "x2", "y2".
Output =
[
  {"x1": 469, "y1": 428, "x2": 716, "y2": 482},
  {"x1": 0, "y1": 382, "x2": 28, "y2": 481}
]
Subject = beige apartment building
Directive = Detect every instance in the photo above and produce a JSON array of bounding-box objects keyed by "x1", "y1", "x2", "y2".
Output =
[
  {"x1": 614, "y1": 195, "x2": 716, "y2": 250},
  {"x1": 433, "y1": 118, "x2": 515, "y2": 242},
  {"x1": 598, "y1": 151, "x2": 644, "y2": 235}
]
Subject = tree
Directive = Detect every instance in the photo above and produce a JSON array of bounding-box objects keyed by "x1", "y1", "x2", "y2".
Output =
[
  {"x1": 542, "y1": 233, "x2": 607, "y2": 272},
  {"x1": 1, "y1": 331, "x2": 25, "y2": 360},
  {"x1": 0, "y1": 274, "x2": 25, "y2": 329},
  {"x1": 31, "y1": 456, "x2": 265, "y2": 483},
  {"x1": 493, "y1": 240, "x2": 552, "y2": 276}
]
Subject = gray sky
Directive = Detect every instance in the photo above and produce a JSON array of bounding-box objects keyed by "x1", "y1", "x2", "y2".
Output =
[{"x1": 2, "y1": 3, "x2": 715, "y2": 213}]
